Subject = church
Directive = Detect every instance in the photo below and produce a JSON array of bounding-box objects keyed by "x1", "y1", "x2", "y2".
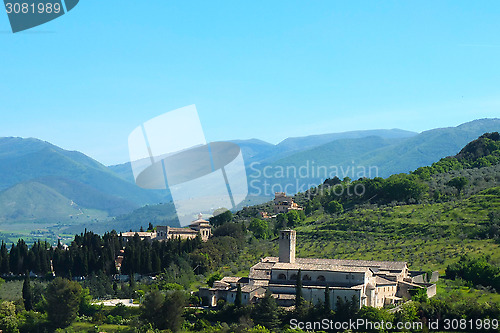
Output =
[{"x1": 200, "y1": 230, "x2": 436, "y2": 309}]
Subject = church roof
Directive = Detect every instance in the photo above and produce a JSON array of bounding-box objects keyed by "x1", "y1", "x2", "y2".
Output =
[
  {"x1": 167, "y1": 227, "x2": 198, "y2": 234},
  {"x1": 273, "y1": 262, "x2": 371, "y2": 273},
  {"x1": 251, "y1": 257, "x2": 407, "y2": 275},
  {"x1": 295, "y1": 258, "x2": 407, "y2": 271},
  {"x1": 375, "y1": 276, "x2": 398, "y2": 286},
  {"x1": 121, "y1": 232, "x2": 155, "y2": 238},
  {"x1": 189, "y1": 219, "x2": 210, "y2": 227}
]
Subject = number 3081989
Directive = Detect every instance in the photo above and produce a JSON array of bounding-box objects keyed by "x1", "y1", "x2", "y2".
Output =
[{"x1": 5, "y1": 2, "x2": 61, "y2": 14}]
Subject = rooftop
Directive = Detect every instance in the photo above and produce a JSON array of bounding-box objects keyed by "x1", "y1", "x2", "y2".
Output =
[{"x1": 256, "y1": 257, "x2": 407, "y2": 272}]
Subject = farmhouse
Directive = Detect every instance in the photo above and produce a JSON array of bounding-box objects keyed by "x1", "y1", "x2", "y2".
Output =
[{"x1": 201, "y1": 230, "x2": 436, "y2": 309}]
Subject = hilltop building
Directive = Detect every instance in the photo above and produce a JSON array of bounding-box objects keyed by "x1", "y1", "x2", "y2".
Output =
[
  {"x1": 121, "y1": 214, "x2": 212, "y2": 242},
  {"x1": 274, "y1": 192, "x2": 302, "y2": 214},
  {"x1": 200, "y1": 230, "x2": 436, "y2": 309}
]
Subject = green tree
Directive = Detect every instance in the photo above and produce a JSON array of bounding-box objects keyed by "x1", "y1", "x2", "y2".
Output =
[
  {"x1": 409, "y1": 287, "x2": 428, "y2": 303},
  {"x1": 235, "y1": 283, "x2": 242, "y2": 307},
  {"x1": 0, "y1": 301, "x2": 19, "y2": 333},
  {"x1": 357, "y1": 306, "x2": 394, "y2": 332},
  {"x1": 129, "y1": 274, "x2": 136, "y2": 292},
  {"x1": 295, "y1": 269, "x2": 304, "y2": 310},
  {"x1": 249, "y1": 219, "x2": 269, "y2": 239},
  {"x1": 162, "y1": 290, "x2": 187, "y2": 332},
  {"x1": 324, "y1": 285, "x2": 331, "y2": 314},
  {"x1": 446, "y1": 176, "x2": 469, "y2": 196},
  {"x1": 334, "y1": 295, "x2": 359, "y2": 321},
  {"x1": 45, "y1": 278, "x2": 82, "y2": 328},
  {"x1": 394, "y1": 301, "x2": 419, "y2": 329},
  {"x1": 22, "y1": 275, "x2": 33, "y2": 311},
  {"x1": 253, "y1": 289, "x2": 280, "y2": 329},
  {"x1": 325, "y1": 200, "x2": 343, "y2": 214},
  {"x1": 141, "y1": 290, "x2": 165, "y2": 329},
  {"x1": 275, "y1": 214, "x2": 287, "y2": 231},
  {"x1": 79, "y1": 287, "x2": 97, "y2": 316},
  {"x1": 207, "y1": 272, "x2": 223, "y2": 287},
  {"x1": 209, "y1": 210, "x2": 233, "y2": 227},
  {"x1": 286, "y1": 210, "x2": 304, "y2": 228}
]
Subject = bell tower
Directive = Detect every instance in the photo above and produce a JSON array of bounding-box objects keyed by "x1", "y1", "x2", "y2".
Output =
[{"x1": 279, "y1": 229, "x2": 296, "y2": 263}]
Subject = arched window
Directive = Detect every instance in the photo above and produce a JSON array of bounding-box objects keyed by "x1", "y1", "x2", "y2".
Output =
[
  {"x1": 317, "y1": 275, "x2": 326, "y2": 282},
  {"x1": 290, "y1": 274, "x2": 297, "y2": 281},
  {"x1": 278, "y1": 274, "x2": 286, "y2": 280},
  {"x1": 303, "y1": 274, "x2": 312, "y2": 281}
]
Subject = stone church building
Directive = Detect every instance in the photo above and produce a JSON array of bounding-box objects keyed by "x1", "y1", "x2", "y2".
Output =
[{"x1": 200, "y1": 230, "x2": 436, "y2": 309}]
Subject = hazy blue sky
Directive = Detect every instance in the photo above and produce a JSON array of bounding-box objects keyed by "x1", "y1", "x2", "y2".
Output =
[{"x1": 1, "y1": 1, "x2": 499, "y2": 164}]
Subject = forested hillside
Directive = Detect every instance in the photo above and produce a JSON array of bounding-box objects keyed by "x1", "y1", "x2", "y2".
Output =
[{"x1": 0, "y1": 133, "x2": 498, "y2": 332}]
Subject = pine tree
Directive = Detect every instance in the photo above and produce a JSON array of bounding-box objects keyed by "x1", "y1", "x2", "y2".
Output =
[
  {"x1": 253, "y1": 289, "x2": 280, "y2": 329},
  {"x1": 22, "y1": 274, "x2": 33, "y2": 311}
]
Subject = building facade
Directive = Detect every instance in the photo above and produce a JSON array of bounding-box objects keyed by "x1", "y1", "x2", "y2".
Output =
[
  {"x1": 121, "y1": 214, "x2": 212, "y2": 242},
  {"x1": 274, "y1": 192, "x2": 302, "y2": 214},
  {"x1": 202, "y1": 230, "x2": 436, "y2": 309}
]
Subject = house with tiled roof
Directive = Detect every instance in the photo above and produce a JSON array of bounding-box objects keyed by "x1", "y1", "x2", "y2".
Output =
[
  {"x1": 200, "y1": 229, "x2": 436, "y2": 309},
  {"x1": 121, "y1": 214, "x2": 212, "y2": 242}
]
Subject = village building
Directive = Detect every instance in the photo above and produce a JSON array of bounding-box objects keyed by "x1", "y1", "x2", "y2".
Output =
[
  {"x1": 200, "y1": 230, "x2": 436, "y2": 309},
  {"x1": 121, "y1": 214, "x2": 212, "y2": 242},
  {"x1": 274, "y1": 192, "x2": 302, "y2": 214}
]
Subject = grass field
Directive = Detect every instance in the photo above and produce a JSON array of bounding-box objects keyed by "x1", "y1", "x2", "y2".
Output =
[{"x1": 68, "y1": 322, "x2": 135, "y2": 333}]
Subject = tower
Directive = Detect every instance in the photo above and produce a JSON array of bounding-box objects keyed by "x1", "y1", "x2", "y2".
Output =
[{"x1": 279, "y1": 230, "x2": 296, "y2": 263}]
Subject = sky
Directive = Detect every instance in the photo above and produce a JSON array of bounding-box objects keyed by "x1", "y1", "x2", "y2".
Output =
[{"x1": 1, "y1": 1, "x2": 499, "y2": 165}]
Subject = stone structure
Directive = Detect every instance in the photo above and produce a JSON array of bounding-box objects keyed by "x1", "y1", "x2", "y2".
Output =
[
  {"x1": 201, "y1": 230, "x2": 437, "y2": 309},
  {"x1": 121, "y1": 214, "x2": 212, "y2": 242},
  {"x1": 274, "y1": 192, "x2": 302, "y2": 214}
]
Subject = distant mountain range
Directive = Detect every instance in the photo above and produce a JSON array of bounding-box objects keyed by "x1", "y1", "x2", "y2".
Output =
[
  {"x1": 270, "y1": 118, "x2": 500, "y2": 177},
  {"x1": 0, "y1": 138, "x2": 168, "y2": 227},
  {"x1": 111, "y1": 118, "x2": 500, "y2": 195},
  {"x1": 0, "y1": 118, "x2": 498, "y2": 235}
]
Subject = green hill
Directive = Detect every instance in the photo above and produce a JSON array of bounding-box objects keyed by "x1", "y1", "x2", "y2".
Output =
[
  {"x1": 294, "y1": 186, "x2": 500, "y2": 272},
  {"x1": 0, "y1": 137, "x2": 172, "y2": 229},
  {"x1": 230, "y1": 132, "x2": 500, "y2": 275},
  {"x1": 0, "y1": 181, "x2": 81, "y2": 223}
]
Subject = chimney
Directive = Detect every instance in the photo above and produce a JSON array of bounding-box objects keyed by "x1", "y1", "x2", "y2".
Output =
[{"x1": 279, "y1": 230, "x2": 296, "y2": 263}]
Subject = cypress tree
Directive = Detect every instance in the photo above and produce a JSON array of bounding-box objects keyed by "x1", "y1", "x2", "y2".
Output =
[
  {"x1": 295, "y1": 269, "x2": 303, "y2": 309},
  {"x1": 235, "y1": 283, "x2": 242, "y2": 307},
  {"x1": 129, "y1": 274, "x2": 136, "y2": 291},
  {"x1": 0, "y1": 242, "x2": 9, "y2": 274},
  {"x1": 22, "y1": 274, "x2": 33, "y2": 311},
  {"x1": 324, "y1": 285, "x2": 331, "y2": 314}
]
